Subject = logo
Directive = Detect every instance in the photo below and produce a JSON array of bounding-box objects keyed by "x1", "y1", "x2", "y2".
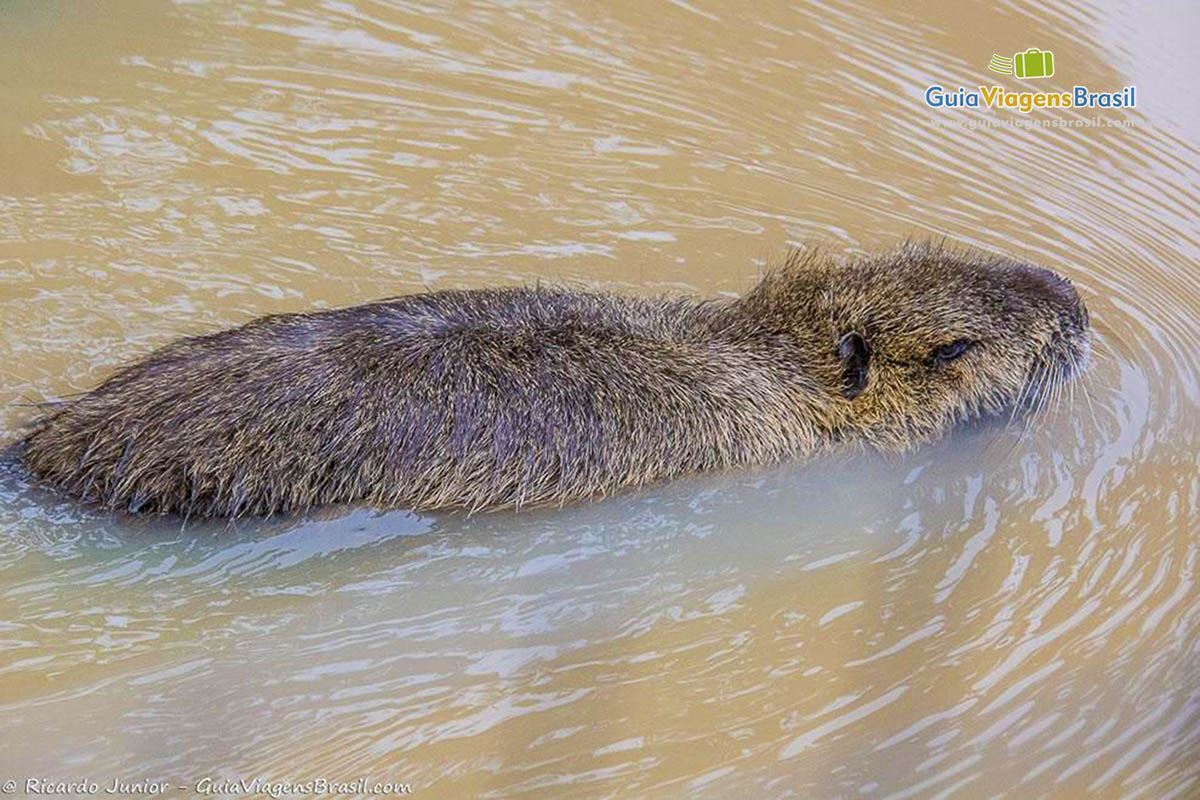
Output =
[
  {"x1": 989, "y1": 48, "x2": 1055, "y2": 79},
  {"x1": 923, "y1": 47, "x2": 1134, "y2": 114}
]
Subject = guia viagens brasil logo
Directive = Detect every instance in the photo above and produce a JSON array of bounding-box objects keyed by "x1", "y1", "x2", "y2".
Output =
[{"x1": 925, "y1": 47, "x2": 1135, "y2": 114}]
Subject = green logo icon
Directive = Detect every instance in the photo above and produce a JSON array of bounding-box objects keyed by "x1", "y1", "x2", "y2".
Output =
[{"x1": 988, "y1": 48, "x2": 1055, "y2": 79}]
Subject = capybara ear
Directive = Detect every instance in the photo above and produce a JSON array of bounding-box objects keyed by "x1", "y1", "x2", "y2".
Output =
[{"x1": 838, "y1": 331, "x2": 870, "y2": 399}]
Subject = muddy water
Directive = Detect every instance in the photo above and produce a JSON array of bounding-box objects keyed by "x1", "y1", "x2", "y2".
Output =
[{"x1": 1, "y1": 0, "x2": 1197, "y2": 797}]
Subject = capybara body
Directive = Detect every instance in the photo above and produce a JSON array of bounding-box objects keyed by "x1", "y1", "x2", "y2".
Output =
[{"x1": 21, "y1": 243, "x2": 1090, "y2": 518}]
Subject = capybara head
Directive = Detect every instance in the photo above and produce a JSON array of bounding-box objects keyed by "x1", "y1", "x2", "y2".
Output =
[{"x1": 742, "y1": 242, "x2": 1090, "y2": 449}]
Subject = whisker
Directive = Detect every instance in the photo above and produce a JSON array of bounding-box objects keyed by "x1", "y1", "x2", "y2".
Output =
[
  {"x1": 1008, "y1": 363, "x2": 1042, "y2": 429},
  {"x1": 1019, "y1": 387, "x2": 1043, "y2": 444},
  {"x1": 1066, "y1": 359, "x2": 1078, "y2": 429},
  {"x1": 1022, "y1": 363, "x2": 1054, "y2": 439},
  {"x1": 1045, "y1": 363, "x2": 1060, "y2": 417},
  {"x1": 1052, "y1": 363, "x2": 1066, "y2": 421},
  {"x1": 1083, "y1": 347, "x2": 1111, "y2": 371},
  {"x1": 1074, "y1": 349, "x2": 1102, "y2": 435},
  {"x1": 1079, "y1": 377, "x2": 1101, "y2": 435},
  {"x1": 1003, "y1": 363, "x2": 1049, "y2": 460}
]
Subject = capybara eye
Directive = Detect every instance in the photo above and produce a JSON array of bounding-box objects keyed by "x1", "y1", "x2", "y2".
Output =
[{"x1": 931, "y1": 339, "x2": 974, "y2": 364}]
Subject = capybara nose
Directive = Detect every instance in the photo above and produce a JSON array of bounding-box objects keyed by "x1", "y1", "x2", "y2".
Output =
[
  {"x1": 1036, "y1": 267, "x2": 1094, "y2": 333},
  {"x1": 1011, "y1": 264, "x2": 1087, "y2": 324},
  {"x1": 1026, "y1": 265, "x2": 1077, "y2": 303}
]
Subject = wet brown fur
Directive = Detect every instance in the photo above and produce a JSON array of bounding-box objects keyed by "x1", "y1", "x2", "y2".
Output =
[{"x1": 20, "y1": 242, "x2": 1090, "y2": 518}]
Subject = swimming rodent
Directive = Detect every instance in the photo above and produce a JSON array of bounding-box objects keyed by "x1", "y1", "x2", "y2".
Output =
[{"x1": 19, "y1": 242, "x2": 1090, "y2": 518}]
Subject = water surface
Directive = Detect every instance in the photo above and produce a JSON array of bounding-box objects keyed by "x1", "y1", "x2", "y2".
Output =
[{"x1": 1, "y1": 1, "x2": 1198, "y2": 797}]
